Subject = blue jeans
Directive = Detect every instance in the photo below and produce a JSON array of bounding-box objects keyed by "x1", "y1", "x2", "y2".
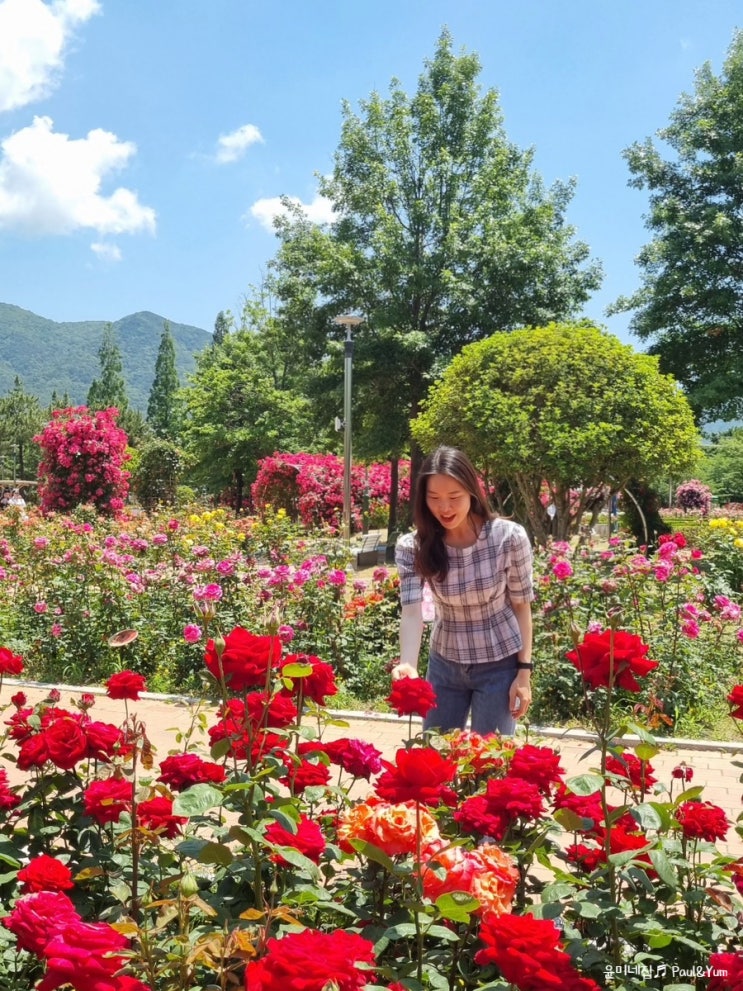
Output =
[{"x1": 423, "y1": 651, "x2": 518, "y2": 736}]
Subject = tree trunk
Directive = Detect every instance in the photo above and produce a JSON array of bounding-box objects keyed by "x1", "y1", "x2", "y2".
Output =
[
  {"x1": 233, "y1": 469, "x2": 244, "y2": 514},
  {"x1": 387, "y1": 456, "x2": 399, "y2": 532}
]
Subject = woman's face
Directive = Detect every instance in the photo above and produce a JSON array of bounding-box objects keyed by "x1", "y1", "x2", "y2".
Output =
[{"x1": 424, "y1": 473, "x2": 472, "y2": 534}]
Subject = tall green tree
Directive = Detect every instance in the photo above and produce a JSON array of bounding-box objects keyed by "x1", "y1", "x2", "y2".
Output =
[
  {"x1": 147, "y1": 321, "x2": 181, "y2": 439},
  {"x1": 699, "y1": 428, "x2": 743, "y2": 502},
  {"x1": 267, "y1": 30, "x2": 602, "y2": 512},
  {"x1": 87, "y1": 324, "x2": 129, "y2": 414},
  {"x1": 212, "y1": 310, "x2": 233, "y2": 348},
  {"x1": 180, "y1": 326, "x2": 314, "y2": 511},
  {"x1": 612, "y1": 31, "x2": 743, "y2": 422},
  {"x1": 0, "y1": 377, "x2": 44, "y2": 479},
  {"x1": 412, "y1": 323, "x2": 700, "y2": 545}
]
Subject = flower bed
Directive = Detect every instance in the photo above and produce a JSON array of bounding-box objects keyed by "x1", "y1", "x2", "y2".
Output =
[{"x1": 1, "y1": 627, "x2": 743, "y2": 990}]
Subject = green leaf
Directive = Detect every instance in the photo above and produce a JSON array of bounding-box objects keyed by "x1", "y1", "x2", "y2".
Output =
[
  {"x1": 631, "y1": 803, "x2": 663, "y2": 831},
  {"x1": 434, "y1": 891, "x2": 480, "y2": 923},
  {"x1": 348, "y1": 839, "x2": 397, "y2": 873},
  {"x1": 565, "y1": 773, "x2": 604, "y2": 796},
  {"x1": 173, "y1": 784, "x2": 224, "y2": 816}
]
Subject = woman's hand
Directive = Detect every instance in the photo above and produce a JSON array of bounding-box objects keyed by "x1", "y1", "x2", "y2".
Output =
[
  {"x1": 391, "y1": 662, "x2": 420, "y2": 681},
  {"x1": 509, "y1": 671, "x2": 532, "y2": 719}
]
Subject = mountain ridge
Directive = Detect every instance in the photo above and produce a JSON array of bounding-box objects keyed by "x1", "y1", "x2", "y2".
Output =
[{"x1": 0, "y1": 302, "x2": 211, "y2": 411}]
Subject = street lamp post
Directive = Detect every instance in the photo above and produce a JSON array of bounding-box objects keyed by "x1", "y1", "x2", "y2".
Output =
[{"x1": 333, "y1": 314, "x2": 363, "y2": 544}]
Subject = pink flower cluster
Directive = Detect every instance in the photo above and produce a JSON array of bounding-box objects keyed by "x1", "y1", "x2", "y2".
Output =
[
  {"x1": 251, "y1": 452, "x2": 410, "y2": 530},
  {"x1": 34, "y1": 407, "x2": 130, "y2": 516}
]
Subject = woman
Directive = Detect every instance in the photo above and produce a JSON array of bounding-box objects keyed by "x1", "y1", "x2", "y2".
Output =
[{"x1": 393, "y1": 446, "x2": 534, "y2": 735}]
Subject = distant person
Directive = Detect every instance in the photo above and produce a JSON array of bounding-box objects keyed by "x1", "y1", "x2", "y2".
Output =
[
  {"x1": 393, "y1": 446, "x2": 534, "y2": 736},
  {"x1": 7, "y1": 489, "x2": 25, "y2": 509}
]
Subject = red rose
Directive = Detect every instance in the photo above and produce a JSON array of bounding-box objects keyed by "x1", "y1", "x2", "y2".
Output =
[
  {"x1": 157, "y1": 753, "x2": 227, "y2": 791},
  {"x1": 475, "y1": 912, "x2": 601, "y2": 991},
  {"x1": 324, "y1": 737, "x2": 383, "y2": 780},
  {"x1": 728, "y1": 685, "x2": 743, "y2": 719},
  {"x1": 0, "y1": 646, "x2": 24, "y2": 676},
  {"x1": 84, "y1": 777, "x2": 133, "y2": 825},
  {"x1": 566, "y1": 629, "x2": 658, "y2": 692},
  {"x1": 281, "y1": 653, "x2": 338, "y2": 705},
  {"x1": 552, "y1": 785, "x2": 604, "y2": 834},
  {"x1": 37, "y1": 919, "x2": 130, "y2": 991},
  {"x1": 137, "y1": 796, "x2": 187, "y2": 839},
  {"x1": 85, "y1": 720, "x2": 127, "y2": 761},
  {"x1": 16, "y1": 732, "x2": 50, "y2": 771},
  {"x1": 280, "y1": 756, "x2": 331, "y2": 794},
  {"x1": 0, "y1": 768, "x2": 19, "y2": 811},
  {"x1": 244, "y1": 929, "x2": 376, "y2": 991},
  {"x1": 245, "y1": 690, "x2": 297, "y2": 729},
  {"x1": 204, "y1": 626, "x2": 282, "y2": 692},
  {"x1": 605, "y1": 751, "x2": 657, "y2": 790},
  {"x1": 676, "y1": 800, "x2": 729, "y2": 842},
  {"x1": 507, "y1": 744, "x2": 565, "y2": 795},
  {"x1": 708, "y1": 951, "x2": 743, "y2": 991},
  {"x1": 454, "y1": 794, "x2": 508, "y2": 840},
  {"x1": 18, "y1": 855, "x2": 74, "y2": 894},
  {"x1": 44, "y1": 715, "x2": 89, "y2": 770},
  {"x1": 386, "y1": 676, "x2": 437, "y2": 718},
  {"x1": 2, "y1": 890, "x2": 79, "y2": 955},
  {"x1": 484, "y1": 776, "x2": 545, "y2": 824},
  {"x1": 106, "y1": 669, "x2": 147, "y2": 701},
  {"x1": 374, "y1": 747, "x2": 457, "y2": 806},
  {"x1": 264, "y1": 814, "x2": 326, "y2": 864}
]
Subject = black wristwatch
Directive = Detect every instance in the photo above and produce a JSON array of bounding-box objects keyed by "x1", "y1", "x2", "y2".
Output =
[{"x1": 515, "y1": 662, "x2": 534, "y2": 671}]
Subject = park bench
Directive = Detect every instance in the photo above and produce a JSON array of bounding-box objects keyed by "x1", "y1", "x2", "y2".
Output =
[{"x1": 355, "y1": 531, "x2": 381, "y2": 567}]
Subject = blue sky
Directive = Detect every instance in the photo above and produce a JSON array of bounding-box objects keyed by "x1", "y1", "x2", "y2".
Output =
[{"x1": 0, "y1": 0, "x2": 741, "y2": 345}]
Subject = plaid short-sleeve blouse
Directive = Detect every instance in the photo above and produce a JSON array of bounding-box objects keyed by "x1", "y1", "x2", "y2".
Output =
[{"x1": 395, "y1": 518, "x2": 534, "y2": 666}]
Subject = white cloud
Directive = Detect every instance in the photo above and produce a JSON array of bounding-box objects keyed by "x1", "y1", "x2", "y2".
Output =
[
  {"x1": 0, "y1": 115, "x2": 156, "y2": 236},
  {"x1": 0, "y1": 0, "x2": 101, "y2": 113},
  {"x1": 90, "y1": 241, "x2": 122, "y2": 262},
  {"x1": 248, "y1": 192, "x2": 337, "y2": 232},
  {"x1": 215, "y1": 123, "x2": 264, "y2": 164}
]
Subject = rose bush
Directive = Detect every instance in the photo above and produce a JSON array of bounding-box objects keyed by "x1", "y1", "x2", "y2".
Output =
[{"x1": 0, "y1": 614, "x2": 742, "y2": 991}]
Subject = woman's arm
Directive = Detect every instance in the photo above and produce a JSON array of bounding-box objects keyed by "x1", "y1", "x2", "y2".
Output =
[
  {"x1": 508, "y1": 598, "x2": 533, "y2": 718},
  {"x1": 391, "y1": 601, "x2": 424, "y2": 680}
]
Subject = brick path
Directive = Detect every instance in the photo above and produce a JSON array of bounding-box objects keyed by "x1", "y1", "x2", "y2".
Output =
[{"x1": 5, "y1": 679, "x2": 743, "y2": 857}]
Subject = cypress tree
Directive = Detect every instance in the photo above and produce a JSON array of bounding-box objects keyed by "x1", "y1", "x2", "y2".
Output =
[
  {"x1": 147, "y1": 321, "x2": 180, "y2": 438},
  {"x1": 87, "y1": 324, "x2": 129, "y2": 414}
]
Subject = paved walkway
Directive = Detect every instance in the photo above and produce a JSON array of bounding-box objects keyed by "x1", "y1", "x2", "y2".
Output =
[{"x1": 4, "y1": 679, "x2": 743, "y2": 857}]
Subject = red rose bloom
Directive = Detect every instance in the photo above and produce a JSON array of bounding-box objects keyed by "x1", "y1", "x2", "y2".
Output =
[
  {"x1": 37, "y1": 919, "x2": 130, "y2": 991},
  {"x1": 84, "y1": 777, "x2": 133, "y2": 825},
  {"x1": 605, "y1": 751, "x2": 657, "y2": 790},
  {"x1": 728, "y1": 685, "x2": 743, "y2": 719},
  {"x1": 0, "y1": 646, "x2": 24, "y2": 676},
  {"x1": 264, "y1": 814, "x2": 326, "y2": 864},
  {"x1": 483, "y1": 776, "x2": 545, "y2": 824},
  {"x1": 16, "y1": 732, "x2": 50, "y2": 770},
  {"x1": 245, "y1": 690, "x2": 297, "y2": 729},
  {"x1": 204, "y1": 626, "x2": 282, "y2": 692},
  {"x1": 18, "y1": 855, "x2": 74, "y2": 894},
  {"x1": 0, "y1": 768, "x2": 19, "y2": 811},
  {"x1": 281, "y1": 653, "x2": 338, "y2": 704},
  {"x1": 454, "y1": 794, "x2": 508, "y2": 840},
  {"x1": 280, "y1": 756, "x2": 331, "y2": 794},
  {"x1": 386, "y1": 676, "x2": 437, "y2": 718},
  {"x1": 84, "y1": 719, "x2": 127, "y2": 762},
  {"x1": 375, "y1": 747, "x2": 457, "y2": 806},
  {"x1": 137, "y1": 796, "x2": 187, "y2": 838},
  {"x1": 157, "y1": 753, "x2": 227, "y2": 791},
  {"x1": 566, "y1": 629, "x2": 658, "y2": 691},
  {"x1": 676, "y1": 800, "x2": 729, "y2": 842},
  {"x1": 324, "y1": 737, "x2": 383, "y2": 780},
  {"x1": 2, "y1": 890, "x2": 79, "y2": 955},
  {"x1": 475, "y1": 912, "x2": 601, "y2": 991},
  {"x1": 244, "y1": 928, "x2": 376, "y2": 991},
  {"x1": 106, "y1": 669, "x2": 147, "y2": 701},
  {"x1": 507, "y1": 744, "x2": 565, "y2": 795},
  {"x1": 708, "y1": 950, "x2": 743, "y2": 991},
  {"x1": 552, "y1": 785, "x2": 605, "y2": 834},
  {"x1": 44, "y1": 715, "x2": 89, "y2": 770}
]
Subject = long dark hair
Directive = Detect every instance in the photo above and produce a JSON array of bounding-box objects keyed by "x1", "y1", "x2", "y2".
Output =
[{"x1": 413, "y1": 446, "x2": 494, "y2": 582}]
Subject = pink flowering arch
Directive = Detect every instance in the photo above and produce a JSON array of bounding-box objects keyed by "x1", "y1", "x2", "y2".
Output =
[{"x1": 34, "y1": 406, "x2": 130, "y2": 516}]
